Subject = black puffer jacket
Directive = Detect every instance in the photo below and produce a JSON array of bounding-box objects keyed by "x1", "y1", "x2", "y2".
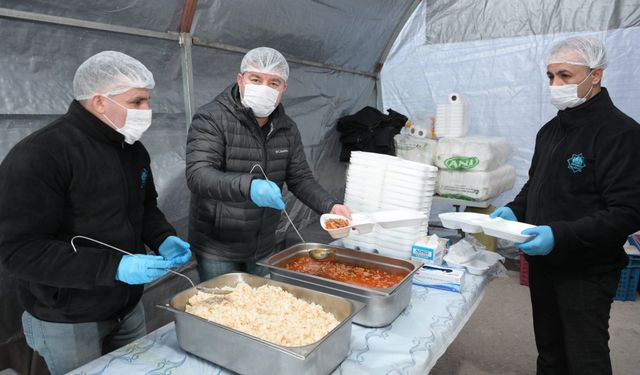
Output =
[
  {"x1": 507, "y1": 88, "x2": 640, "y2": 275},
  {"x1": 186, "y1": 84, "x2": 339, "y2": 261},
  {"x1": 0, "y1": 100, "x2": 175, "y2": 323}
]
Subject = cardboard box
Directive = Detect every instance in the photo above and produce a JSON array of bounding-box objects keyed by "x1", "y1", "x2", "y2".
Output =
[{"x1": 412, "y1": 264, "x2": 465, "y2": 293}]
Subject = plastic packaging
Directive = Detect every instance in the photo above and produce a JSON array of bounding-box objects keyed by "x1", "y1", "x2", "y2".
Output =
[
  {"x1": 435, "y1": 136, "x2": 512, "y2": 171},
  {"x1": 413, "y1": 264, "x2": 465, "y2": 292},
  {"x1": 394, "y1": 134, "x2": 438, "y2": 165},
  {"x1": 437, "y1": 164, "x2": 516, "y2": 201}
]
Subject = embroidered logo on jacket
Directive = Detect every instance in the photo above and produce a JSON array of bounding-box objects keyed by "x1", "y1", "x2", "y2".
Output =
[
  {"x1": 567, "y1": 153, "x2": 586, "y2": 173},
  {"x1": 274, "y1": 149, "x2": 289, "y2": 154},
  {"x1": 140, "y1": 167, "x2": 149, "y2": 189}
]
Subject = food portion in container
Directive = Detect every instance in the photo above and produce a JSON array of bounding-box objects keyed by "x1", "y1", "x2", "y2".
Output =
[
  {"x1": 324, "y1": 217, "x2": 350, "y2": 229},
  {"x1": 185, "y1": 281, "x2": 338, "y2": 347},
  {"x1": 283, "y1": 255, "x2": 406, "y2": 289}
]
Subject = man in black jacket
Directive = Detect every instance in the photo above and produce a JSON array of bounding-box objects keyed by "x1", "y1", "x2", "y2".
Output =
[
  {"x1": 491, "y1": 37, "x2": 640, "y2": 374},
  {"x1": 186, "y1": 47, "x2": 351, "y2": 280},
  {"x1": 0, "y1": 51, "x2": 191, "y2": 375}
]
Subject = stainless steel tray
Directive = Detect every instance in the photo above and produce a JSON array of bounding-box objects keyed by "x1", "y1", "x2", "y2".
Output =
[
  {"x1": 257, "y1": 243, "x2": 422, "y2": 327},
  {"x1": 159, "y1": 272, "x2": 364, "y2": 375}
]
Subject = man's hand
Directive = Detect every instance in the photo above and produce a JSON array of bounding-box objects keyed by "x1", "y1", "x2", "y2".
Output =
[
  {"x1": 330, "y1": 204, "x2": 352, "y2": 220},
  {"x1": 489, "y1": 206, "x2": 517, "y2": 221},
  {"x1": 516, "y1": 225, "x2": 555, "y2": 256},
  {"x1": 115, "y1": 255, "x2": 176, "y2": 285},
  {"x1": 250, "y1": 179, "x2": 285, "y2": 210},
  {"x1": 158, "y1": 235, "x2": 191, "y2": 267}
]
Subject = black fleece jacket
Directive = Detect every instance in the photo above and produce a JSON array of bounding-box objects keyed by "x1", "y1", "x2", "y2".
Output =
[
  {"x1": 507, "y1": 88, "x2": 640, "y2": 275},
  {"x1": 0, "y1": 101, "x2": 175, "y2": 323}
]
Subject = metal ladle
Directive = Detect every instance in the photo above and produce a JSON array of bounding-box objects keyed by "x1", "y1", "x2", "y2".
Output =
[
  {"x1": 70, "y1": 235, "x2": 231, "y2": 296},
  {"x1": 308, "y1": 247, "x2": 336, "y2": 261},
  {"x1": 249, "y1": 164, "x2": 338, "y2": 262}
]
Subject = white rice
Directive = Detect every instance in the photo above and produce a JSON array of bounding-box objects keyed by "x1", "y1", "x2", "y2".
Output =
[{"x1": 186, "y1": 282, "x2": 339, "y2": 347}]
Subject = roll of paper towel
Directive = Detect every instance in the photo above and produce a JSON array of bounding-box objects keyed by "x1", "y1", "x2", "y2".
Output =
[
  {"x1": 409, "y1": 126, "x2": 429, "y2": 138},
  {"x1": 448, "y1": 93, "x2": 463, "y2": 104}
]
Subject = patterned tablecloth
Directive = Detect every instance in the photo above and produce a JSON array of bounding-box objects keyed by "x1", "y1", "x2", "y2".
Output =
[{"x1": 71, "y1": 273, "x2": 489, "y2": 375}]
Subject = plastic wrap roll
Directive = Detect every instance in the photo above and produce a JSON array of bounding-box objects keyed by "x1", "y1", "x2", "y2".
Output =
[
  {"x1": 448, "y1": 93, "x2": 463, "y2": 103},
  {"x1": 409, "y1": 126, "x2": 429, "y2": 138}
]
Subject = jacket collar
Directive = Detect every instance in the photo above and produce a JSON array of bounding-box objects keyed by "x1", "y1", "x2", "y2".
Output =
[
  {"x1": 64, "y1": 100, "x2": 126, "y2": 145},
  {"x1": 556, "y1": 87, "x2": 614, "y2": 129},
  {"x1": 217, "y1": 83, "x2": 292, "y2": 132}
]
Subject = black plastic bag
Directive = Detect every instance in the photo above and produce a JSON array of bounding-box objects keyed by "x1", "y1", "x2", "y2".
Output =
[{"x1": 336, "y1": 106, "x2": 407, "y2": 162}]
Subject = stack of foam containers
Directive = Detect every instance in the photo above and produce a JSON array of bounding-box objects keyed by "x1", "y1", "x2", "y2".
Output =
[{"x1": 343, "y1": 151, "x2": 437, "y2": 259}]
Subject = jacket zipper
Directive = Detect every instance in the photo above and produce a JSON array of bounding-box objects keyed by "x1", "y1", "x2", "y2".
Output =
[
  {"x1": 534, "y1": 131, "x2": 567, "y2": 222},
  {"x1": 116, "y1": 142, "x2": 135, "y2": 305}
]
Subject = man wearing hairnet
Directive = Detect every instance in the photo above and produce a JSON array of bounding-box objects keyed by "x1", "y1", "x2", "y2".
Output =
[
  {"x1": 186, "y1": 47, "x2": 351, "y2": 280},
  {"x1": 0, "y1": 51, "x2": 191, "y2": 374},
  {"x1": 491, "y1": 37, "x2": 640, "y2": 374}
]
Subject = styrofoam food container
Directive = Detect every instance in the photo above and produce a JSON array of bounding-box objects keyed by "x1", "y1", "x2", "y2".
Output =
[
  {"x1": 480, "y1": 218, "x2": 535, "y2": 243},
  {"x1": 459, "y1": 216, "x2": 493, "y2": 233},
  {"x1": 320, "y1": 214, "x2": 352, "y2": 239},
  {"x1": 390, "y1": 159, "x2": 438, "y2": 172},
  {"x1": 369, "y1": 209, "x2": 426, "y2": 228},
  {"x1": 444, "y1": 250, "x2": 504, "y2": 275},
  {"x1": 438, "y1": 212, "x2": 487, "y2": 230},
  {"x1": 350, "y1": 213, "x2": 375, "y2": 234}
]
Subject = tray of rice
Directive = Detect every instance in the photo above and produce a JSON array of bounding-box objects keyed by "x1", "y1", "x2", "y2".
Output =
[{"x1": 159, "y1": 272, "x2": 364, "y2": 375}]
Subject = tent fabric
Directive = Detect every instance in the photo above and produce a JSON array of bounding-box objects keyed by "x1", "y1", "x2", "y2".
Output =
[
  {"x1": 382, "y1": 0, "x2": 640, "y2": 209},
  {"x1": 425, "y1": 0, "x2": 640, "y2": 44},
  {"x1": 192, "y1": 0, "x2": 414, "y2": 72},
  {"x1": 0, "y1": 0, "x2": 183, "y2": 32}
]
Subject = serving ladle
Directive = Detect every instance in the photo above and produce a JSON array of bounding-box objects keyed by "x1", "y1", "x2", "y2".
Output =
[
  {"x1": 70, "y1": 235, "x2": 232, "y2": 296},
  {"x1": 308, "y1": 247, "x2": 336, "y2": 261}
]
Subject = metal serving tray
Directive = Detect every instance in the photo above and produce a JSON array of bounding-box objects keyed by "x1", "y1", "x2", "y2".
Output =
[
  {"x1": 257, "y1": 243, "x2": 423, "y2": 327},
  {"x1": 159, "y1": 273, "x2": 364, "y2": 375}
]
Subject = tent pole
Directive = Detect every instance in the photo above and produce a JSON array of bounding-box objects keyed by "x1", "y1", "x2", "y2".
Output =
[
  {"x1": 179, "y1": 33, "x2": 196, "y2": 130},
  {"x1": 374, "y1": 0, "x2": 423, "y2": 110},
  {"x1": 192, "y1": 36, "x2": 377, "y2": 78}
]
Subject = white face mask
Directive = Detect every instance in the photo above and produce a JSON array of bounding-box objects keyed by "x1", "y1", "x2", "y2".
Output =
[
  {"x1": 241, "y1": 84, "x2": 280, "y2": 117},
  {"x1": 101, "y1": 95, "x2": 152, "y2": 144},
  {"x1": 549, "y1": 70, "x2": 594, "y2": 110}
]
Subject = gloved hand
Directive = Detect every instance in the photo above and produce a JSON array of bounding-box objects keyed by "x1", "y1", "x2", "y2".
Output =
[
  {"x1": 515, "y1": 225, "x2": 555, "y2": 256},
  {"x1": 250, "y1": 179, "x2": 285, "y2": 210},
  {"x1": 489, "y1": 206, "x2": 517, "y2": 221},
  {"x1": 115, "y1": 254, "x2": 175, "y2": 285},
  {"x1": 158, "y1": 235, "x2": 191, "y2": 266}
]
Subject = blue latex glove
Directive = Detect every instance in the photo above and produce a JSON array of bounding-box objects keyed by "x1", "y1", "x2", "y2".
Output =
[
  {"x1": 515, "y1": 225, "x2": 555, "y2": 256},
  {"x1": 115, "y1": 254, "x2": 175, "y2": 285},
  {"x1": 158, "y1": 235, "x2": 191, "y2": 266},
  {"x1": 489, "y1": 206, "x2": 517, "y2": 221},
  {"x1": 250, "y1": 179, "x2": 285, "y2": 210}
]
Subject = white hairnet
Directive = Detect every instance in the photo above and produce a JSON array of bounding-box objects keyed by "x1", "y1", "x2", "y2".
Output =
[
  {"x1": 73, "y1": 51, "x2": 155, "y2": 100},
  {"x1": 547, "y1": 36, "x2": 608, "y2": 69},
  {"x1": 240, "y1": 47, "x2": 289, "y2": 81}
]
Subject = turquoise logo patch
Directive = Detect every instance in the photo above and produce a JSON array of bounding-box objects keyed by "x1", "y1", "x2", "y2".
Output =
[
  {"x1": 140, "y1": 167, "x2": 149, "y2": 189},
  {"x1": 567, "y1": 153, "x2": 586, "y2": 173}
]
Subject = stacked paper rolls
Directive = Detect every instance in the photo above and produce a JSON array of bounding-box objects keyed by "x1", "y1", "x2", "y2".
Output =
[{"x1": 435, "y1": 93, "x2": 468, "y2": 138}]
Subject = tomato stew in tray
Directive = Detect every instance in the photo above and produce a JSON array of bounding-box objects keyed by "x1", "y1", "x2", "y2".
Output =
[{"x1": 283, "y1": 256, "x2": 405, "y2": 289}]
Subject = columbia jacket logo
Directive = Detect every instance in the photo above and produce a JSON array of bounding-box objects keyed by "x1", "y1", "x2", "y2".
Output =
[
  {"x1": 274, "y1": 149, "x2": 288, "y2": 154},
  {"x1": 567, "y1": 153, "x2": 586, "y2": 173}
]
